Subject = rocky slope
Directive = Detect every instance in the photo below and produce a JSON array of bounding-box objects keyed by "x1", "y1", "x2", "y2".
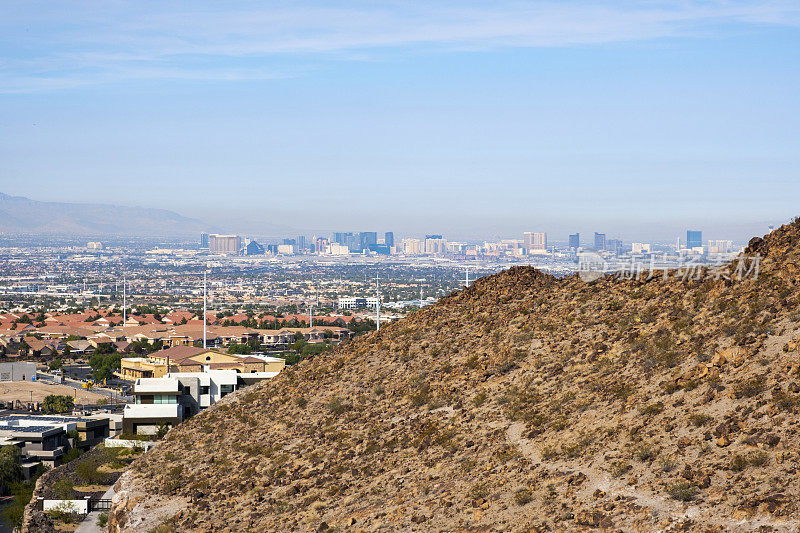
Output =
[{"x1": 110, "y1": 219, "x2": 800, "y2": 532}]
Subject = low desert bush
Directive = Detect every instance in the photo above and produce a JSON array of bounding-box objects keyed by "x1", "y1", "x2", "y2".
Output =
[{"x1": 667, "y1": 481, "x2": 697, "y2": 502}]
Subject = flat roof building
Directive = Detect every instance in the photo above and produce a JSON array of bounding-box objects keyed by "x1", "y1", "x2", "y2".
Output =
[{"x1": 208, "y1": 234, "x2": 241, "y2": 255}]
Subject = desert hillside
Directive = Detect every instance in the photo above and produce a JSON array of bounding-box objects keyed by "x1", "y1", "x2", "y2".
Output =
[{"x1": 109, "y1": 219, "x2": 800, "y2": 532}]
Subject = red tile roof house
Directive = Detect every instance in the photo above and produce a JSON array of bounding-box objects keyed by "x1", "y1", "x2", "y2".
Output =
[
  {"x1": 93, "y1": 316, "x2": 123, "y2": 327},
  {"x1": 123, "y1": 315, "x2": 163, "y2": 327},
  {"x1": 23, "y1": 336, "x2": 62, "y2": 357},
  {"x1": 114, "y1": 341, "x2": 132, "y2": 353},
  {"x1": 35, "y1": 326, "x2": 97, "y2": 340},
  {"x1": 163, "y1": 311, "x2": 196, "y2": 324}
]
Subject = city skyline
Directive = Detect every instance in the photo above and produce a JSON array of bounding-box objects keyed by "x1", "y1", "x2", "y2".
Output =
[{"x1": 0, "y1": 189, "x2": 789, "y2": 244}]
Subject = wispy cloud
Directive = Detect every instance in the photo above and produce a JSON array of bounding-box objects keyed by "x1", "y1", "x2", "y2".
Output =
[{"x1": 1, "y1": 1, "x2": 798, "y2": 92}]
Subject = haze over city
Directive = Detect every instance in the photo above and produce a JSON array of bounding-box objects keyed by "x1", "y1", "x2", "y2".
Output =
[{"x1": 2, "y1": 1, "x2": 799, "y2": 240}]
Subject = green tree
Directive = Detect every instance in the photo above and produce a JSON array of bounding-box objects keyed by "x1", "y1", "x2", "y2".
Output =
[
  {"x1": 89, "y1": 351, "x2": 122, "y2": 382},
  {"x1": 48, "y1": 359, "x2": 63, "y2": 371},
  {"x1": 0, "y1": 446, "x2": 21, "y2": 495},
  {"x1": 42, "y1": 395, "x2": 74, "y2": 414},
  {"x1": 227, "y1": 343, "x2": 252, "y2": 355}
]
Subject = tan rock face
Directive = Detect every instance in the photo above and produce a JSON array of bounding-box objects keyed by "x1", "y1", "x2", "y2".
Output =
[{"x1": 109, "y1": 218, "x2": 800, "y2": 531}]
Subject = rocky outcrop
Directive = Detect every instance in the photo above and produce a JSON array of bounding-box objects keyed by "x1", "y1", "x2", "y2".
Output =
[
  {"x1": 111, "y1": 218, "x2": 800, "y2": 531},
  {"x1": 20, "y1": 467, "x2": 57, "y2": 533}
]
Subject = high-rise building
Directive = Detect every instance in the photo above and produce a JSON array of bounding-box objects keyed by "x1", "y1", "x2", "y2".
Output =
[
  {"x1": 333, "y1": 232, "x2": 353, "y2": 246},
  {"x1": 316, "y1": 237, "x2": 330, "y2": 254},
  {"x1": 523, "y1": 232, "x2": 547, "y2": 252},
  {"x1": 296, "y1": 236, "x2": 307, "y2": 253},
  {"x1": 359, "y1": 232, "x2": 378, "y2": 250},
  {"x1": 329, "y1": 243, "x2": 349, "y2": 255},
  {"x1": 208, "y1": 234, "x2": 241, "y2": 255},
  {"x1": 402, "y1": 238, "x2": 421, "y2": 255},
  {"x1": 606, "y1": 239, "x2": 623, "y2": 255},
  {"x1": 346, "y1": 235, "x2": 360, "y2": 253},
  {"x1": 200, "y1": 233, "x2": 209, "y2": 248},
  {"x1": 631, "y1": 242, "x2": 651, "y2": 254},
  {"x1": 568, "y1": 233, "x2": 580, "y2": 249},
  {"x1": 424, "y1": 235, "x2": 447, "y2": 254},
  {"x1": 594, "y1": 232, "x2": 606, "y2": 251},
  {"x1": 687, "y1": 230, "x2": 703, "y2": 249},
  {"x1": 708, "y1": 240, "x2": 733, "y2": 254},
  {"x1": 384, "y1": 232, "x2": 394, "y2": 248}
]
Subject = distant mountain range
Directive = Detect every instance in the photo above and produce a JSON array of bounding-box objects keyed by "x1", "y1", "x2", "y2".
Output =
[{"x1": 0, "y1": 192, "x2": 206, "y2": 237}]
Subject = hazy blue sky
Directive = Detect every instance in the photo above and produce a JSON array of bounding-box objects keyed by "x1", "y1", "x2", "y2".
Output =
[{"x1": 1, "y1": 1, "x2": 798, "y2": 241}]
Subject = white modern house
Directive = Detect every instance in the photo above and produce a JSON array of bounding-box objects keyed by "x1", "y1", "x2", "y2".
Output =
[
  {"x1": 123, "y1": 377, "x2": 185, "y2": 435},
  {"x1": 123, "y1": 368, "x2": 278, "y2": 435}
]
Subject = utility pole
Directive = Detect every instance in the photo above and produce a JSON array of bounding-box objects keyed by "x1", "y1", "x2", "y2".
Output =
[
  {"x1": 464, "y1": 266, "x2": 470, "y2": 287},
  {"x1": 375, "y1": 273, "x2": 381, "y2": 332},
  {"x1": 309, "y1": 304, "x2": 313, "y2": 328},
  {"x1": 203, "y1": 270, "x2": 207, "y2": 349},
  {"x1": 122, "y1": 276, "x2": 126, "y2": 324}
]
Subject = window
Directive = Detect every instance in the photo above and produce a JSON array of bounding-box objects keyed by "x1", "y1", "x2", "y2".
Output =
[
  {"x1": 152, "y1": 395, "x2": 177, "y2": 404},
  {"x1": 220, "y1": 384, "x2": 235, "y2": 396},
  {"x1": 200, "y1": 386, "x2": 210, "y2": 395}
]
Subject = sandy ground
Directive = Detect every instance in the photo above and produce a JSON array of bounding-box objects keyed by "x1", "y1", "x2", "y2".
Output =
[{"x1": 0, "y1": 381, "x2": 107, "y2": 405}]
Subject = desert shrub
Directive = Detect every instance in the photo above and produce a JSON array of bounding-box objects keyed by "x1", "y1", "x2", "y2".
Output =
[
  {"x1": 550, "y1": 416, "x2": 570, "y2": 431},
  {"x1": 45, "y1": 502, "x2": 82, "y2": 524},
  {"x1": 294, "y1": 396, "x2": 308, "y2": 409},
  {"x1": 633, "y1": 443, "x2": 658, "y2": 462},
  {"x1": 661, "y1": 381, "x2": 681, "y2": 394},
  {"x1": 53, "y1": 478, "x2": 74, "y2": 499},
  {"x1": 688, "y1": 412, "x2": 712, "y2": 426},
  {"x1": 470, "y1": 483, "x2": 489, "y2": 499},
  {"x1": 327, "y1": 397, "x2": 348, "y2": 416},
  {"x1": 772, "y1": 390, "x2": 800, "y2": 412},
  {"x1": 639, "y1": 402, "x2": 664, "y2": 416},
  {"x1": 748, "y1": 450, "x2": 769, "y2": 467},
  {"x1": 502, "y1": 383, "x2": 546, "y2": 424},
  {"x1": 465, "y1": 354, "x2": 480, "y2": 369},
  {"x1": 97, "y1": 511, "x2": 109, "y2": 528},
  {"x1": 514, "y1": 488, "x2": 534, "y2": 505},
  {"x1": 495, "y1": 445, "x2": 522, "y2": 462},
  {"x1": 683, "y1": 379, "x2": 700, "y2": 391},
  {"x1": 541, "y1": 445, "x2": 558, "y2": 460},
  {"x1": 603, "y1": 380, "x2": 635, "y2": 401},
  {"x1": 610, "y1": 460, "x2": 631, "y2": 477},
  {"x1": 733, "y1": 376, "x2": 766, "y2": 398},
  {"x1": 731, "y1": 451, "x2": 769, "y2": 471},
  {"x1": 667, "y1": 482, "x2": 697, "y2": 501},
  {"x1": 729, "y1": 453, "x2": 748, "y2": 472},
  {"x1": 149, "y1": 516, "x2": 181, "y2": 533},
  {"x1": 76, "y1": 458, "x2": 106, "y2": 485}
]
